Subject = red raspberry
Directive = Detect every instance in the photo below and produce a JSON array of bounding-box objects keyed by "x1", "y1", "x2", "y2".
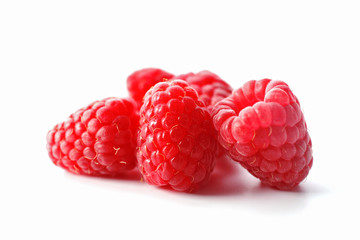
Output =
[
  {"x1": 212, "y1": 79, "x2": 313, "y2": 190},
  {"x1": 126, "y1": 68, "x2": 174, "y2": 106},
  {"x1": 174, "y1": 70, "x2": 233, "y2": 110},
  {"x1": 137, "y1": 79, "x2": 217, "y2": 192},
  {"x1": 174, "y1": 71, "x2": 233, "y2": 161},
  {"x1": 46, "y1": 97, "x2": 139, "y2": 176}
]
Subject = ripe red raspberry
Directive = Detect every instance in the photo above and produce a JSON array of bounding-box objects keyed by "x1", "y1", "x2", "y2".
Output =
[
  {"x1": 126, "y1": 68, "x2": 174, "y2": 106},
  {"x1": 173, "y1": 70, "x2": 233, "y2": 110},
  {"x1": 174, "y1": 71, "x2": 233, "y2": 161},
  {"x1": 46, "y1": 97, "x2": 139, "y2": 176},
  {"x1": 212, "y1": 79, "x2": 313, "y2": 190},
  {"x1": 137, "y1": 79, "x2": 217, "y2": 192}
]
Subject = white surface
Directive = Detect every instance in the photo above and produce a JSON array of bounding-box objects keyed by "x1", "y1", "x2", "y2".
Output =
[{"x1": 1, "y1": 1, "x2": 359, "y2": 239}]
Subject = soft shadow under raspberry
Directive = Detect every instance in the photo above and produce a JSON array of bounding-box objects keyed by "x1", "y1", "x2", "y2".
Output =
[{"x1": 194, "y1": 156, "x2": 248, "y2": 196}]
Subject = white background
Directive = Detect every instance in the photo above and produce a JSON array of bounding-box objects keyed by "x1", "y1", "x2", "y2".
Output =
[{"x1": 1, "y1": 0, "x2": 359, "y2": 239}]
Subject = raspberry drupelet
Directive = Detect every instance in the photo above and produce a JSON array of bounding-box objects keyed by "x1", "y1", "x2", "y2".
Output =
[
  {"x1": 212, "y1": 79, "x2": 313, "y2": 190},
  {"x1": 46, "y1": 97, "x2": 139, "y2": 176},
  {"x1": 137, "y1": 79, "x2": 218, "y2": 192}
]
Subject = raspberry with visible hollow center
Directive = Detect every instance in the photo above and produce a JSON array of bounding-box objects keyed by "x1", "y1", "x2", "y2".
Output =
[
  {"x1": 46, "y1": 97, "x2": 139, "y2": 176},
  {"x1": 137, "y1": 79, "x2": 217, "y2": 192},
  {"x1": 212, "y1": 79, "x2": 313, "y2": 190}
]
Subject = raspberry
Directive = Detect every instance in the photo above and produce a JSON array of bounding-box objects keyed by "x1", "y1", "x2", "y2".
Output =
[
  {"x1": 137, "y1": 79, "x2": 217, "y2": 192},
  {"x1": 174, "y1": 70, "x2": 233, "y2": 110},
  {"x1": 212, "y1": 79, "x2": 313, "y2": 190},
  {"x1": 46, "y1": 97, "x2": 139, "y2": 176},
  {"x1": 126, "y1": 68, "x2": 174, "y2": 106},
  {"x1": 173, "y1": 71, "x2": 233, "y2": 162}
]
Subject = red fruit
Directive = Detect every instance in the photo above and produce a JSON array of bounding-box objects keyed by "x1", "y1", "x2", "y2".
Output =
[
  {"x1": 174, "y1": 71, "x2": 233, "y2": 161},
  {"x1": 46, "y1": 97, "x2": 139, "y2": 176},
  {"x1": 212, "y1": 79, "x2": 313, "y2": 190},
  {"x1": 127, "y1": 68, "x2": 174, "y2": 106},
  {"x1": 137, "y1": 80, "x2": 217, "y2": 192},
  {"x1": 173, "y1": 70, "x2": 233, "y2": 110}
]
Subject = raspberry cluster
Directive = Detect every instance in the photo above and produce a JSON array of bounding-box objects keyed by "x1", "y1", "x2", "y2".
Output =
[{"x1": 46, "y1": 68, "x2": 313, "y2": 192}]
